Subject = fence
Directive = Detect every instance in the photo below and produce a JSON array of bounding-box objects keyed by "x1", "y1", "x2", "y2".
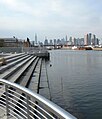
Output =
[{"x1": 0, "y1": 78, "x2": 77, "y2": 119}]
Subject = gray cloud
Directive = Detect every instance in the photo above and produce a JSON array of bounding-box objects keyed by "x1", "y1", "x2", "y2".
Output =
[{"x1": 0, "y1": 0, "x2": 102, "y2": 41}]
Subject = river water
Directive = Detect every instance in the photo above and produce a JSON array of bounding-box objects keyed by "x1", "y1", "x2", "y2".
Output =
[{"x1": 46, "y1": 50, "x2": 102, "y2": 119}]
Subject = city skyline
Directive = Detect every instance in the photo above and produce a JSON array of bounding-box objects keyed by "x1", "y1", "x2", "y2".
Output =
[
  {"x1": 0, "y1": 0, "x2": 102, "y2": 41},
  {"x1": 42, "y1": 33, "x2": 100, "y2": 46}
]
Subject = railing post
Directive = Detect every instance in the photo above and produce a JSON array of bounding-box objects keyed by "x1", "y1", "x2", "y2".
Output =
[
  {"x1": 5, "y1": 84, "x2": 9, "y2": 119},
  {"x1": 26, "y1": 95, "x2": 30, "y2": 119}
]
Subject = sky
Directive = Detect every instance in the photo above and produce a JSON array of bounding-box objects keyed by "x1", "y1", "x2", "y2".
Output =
[{"x1": 0, "y1": 0, "x2": 102, "y2": 42}]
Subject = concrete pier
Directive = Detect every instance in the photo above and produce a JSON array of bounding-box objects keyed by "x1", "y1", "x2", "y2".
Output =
[{"x1": 0, "y1": 51, "x2": 51, "y2": 118}]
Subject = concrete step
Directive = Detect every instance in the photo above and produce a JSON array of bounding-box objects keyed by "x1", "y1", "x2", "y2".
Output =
[
  {"x1": 0, "y1": 56, "x2": 34, "y2": 79},
  {"x1": 19, "y1": 57, "x2": 39, "y2": 87},
  {"x1": 6, "y1": 54, "x2": 27, "y2": 64},
  {"x1": 8, "y1": 56, "x2": 37, "y2": 83},
  {"x1": 28, "y1": 58, "x2": 42, "y2": 93},
  {"x1": 3, "y1": 53, "x2": 25, "y2": 60},
  {"x1": 0, "y1": 55, "x2": 31, "y2": 73}
]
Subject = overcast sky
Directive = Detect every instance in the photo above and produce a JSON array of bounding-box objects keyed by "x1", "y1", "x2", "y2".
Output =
[{"x1": 0, "y1": 0, "x2": 102, "y2": 41}]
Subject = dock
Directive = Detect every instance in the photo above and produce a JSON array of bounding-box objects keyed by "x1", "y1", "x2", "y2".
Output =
[{"x1": 0, "y1": 50, "x2": 51, "y2": 118}]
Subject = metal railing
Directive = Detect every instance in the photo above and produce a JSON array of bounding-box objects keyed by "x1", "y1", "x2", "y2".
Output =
[{"x1": 0, "y1": 79, "x2": 77, "y2": 119}]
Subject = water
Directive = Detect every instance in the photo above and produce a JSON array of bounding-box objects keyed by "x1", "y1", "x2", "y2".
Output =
[{"x1": 46, "y1": 50, "x2": 102, "y2": 119}]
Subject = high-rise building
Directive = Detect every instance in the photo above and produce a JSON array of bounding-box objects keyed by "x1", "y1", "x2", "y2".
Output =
[
  {"x1": 54, "y1": 39, "x2": 57, "y2": 45},
  {"x1": 96, "y1": 38, "x2": 99, "y2": 45},
  {"x1": 35, "y1": 34, "x2": 37, "y2": 45},
  {"x1": 84, "y1": 33, "x2": 92, "y2": 45},
  {"x1": 80, "y1": 38, "x2": 84, "y2": 46},
  {"x1": 72, "y1": 37, "x2": 77, "y2": 46},
  {"x1": 44, "y1": 39, "x2": 48, "y2": 45},
  {"x1": 57, "y1": 39, "x2": 61, "y2": 45},
  {"x1": 88, "y1": 33, "x2": 92, "y2": 45},
  {"x1": 92, "y1": 34, "x2": 96, "y2": 45},
  {"x1": 65, "y1": 35, "x2": 68, "y2": 42},
  {"x1": 84, "y1": 33, "x2": 99, "y2": 46},
  {"x1": 49, "y1": 39, "x2": 53, "y2": 45},
  {"x1": 69, "y1": 37, "x2": 73, "y2": 45},
  {"x1": 61, "y1": 38, "x2": 65, "y2": 45}
]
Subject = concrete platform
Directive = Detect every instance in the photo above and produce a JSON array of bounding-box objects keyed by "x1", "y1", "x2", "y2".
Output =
[{"x1": 39, "y1": 59, "x2": 51, "y2": 100}]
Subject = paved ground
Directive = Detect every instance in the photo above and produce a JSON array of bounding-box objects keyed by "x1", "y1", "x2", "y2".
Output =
[
  {"x1": 0, "y1": 108, "x2": 15, "y2": 119},
  {"x1": 0, "y1": 108, "x2": 8, "y2": 119}
]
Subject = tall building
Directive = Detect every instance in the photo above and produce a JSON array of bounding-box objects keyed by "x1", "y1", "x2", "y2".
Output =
[
  {"x1": 92, "y1": 34, "x2": 96, "y2": 45},
  {"x1": 88, "y1": 33, "x2": 92, "y2": 45},
  {"x1": 54, "y1": 39, "x2": 57, "y2": 45},
  {"x1": 84, "y1": 34, "x2": 89, "y2": 45},
  {"x1": 49, "y1": 39, "x2": 53, "y2": 45},
  {"x1": 84, "y1": 33, "x2": 99, "y2": 46},
  {"x1": 35, "y1": 34, "x2": 37, "y2": 45},
  {"x1": 96, "y1": 38, "x2": 99, "y2": 45},
  {"x1": 72, "y1": 37, "x2": 77, "y2": 46},
  {"x1": 44, "y1": 39, "x2": 48, "y2": 45},
  {"x1": 69, "y1": 37, "x2": 73, "y2": 45},
  {"x1": 80, "y1": 38, "x2": 84, "y2": 46},
  {"x1": 57, "y1": 39, "x2": 61, "y2": 45},
  {"x1": 65, "y1": 35, "x2": 68, "y2": 42},
  {"x1": 61, "y1": 38, "x2": 65, "y2": 45},
  {"x1": 92, "y1": 35, "x2": 99, "y2": 45}
]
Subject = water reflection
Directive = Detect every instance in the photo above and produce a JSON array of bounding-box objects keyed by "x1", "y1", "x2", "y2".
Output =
[{"x1": 46, "y1": 50, "x2": 102, "y2": 119}]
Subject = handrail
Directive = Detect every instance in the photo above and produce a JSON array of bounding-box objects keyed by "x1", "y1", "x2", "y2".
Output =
[{"x1": 0, "y1": 78, "x2": 77, "y2": 119}]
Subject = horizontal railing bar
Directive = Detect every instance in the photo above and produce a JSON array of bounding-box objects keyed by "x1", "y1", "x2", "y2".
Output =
[
  {"x1": 0, "y1": 79, "x2": 77, "y2": 119},
  {"x1": 0, "y1": 100, "x2": 6, "y2": 105},
  {"x1": 8, "y1": 97, "x2": 41, "y2": 119},
  {"x1": 0, "y1": 103, "x2": 6, "y2": 108},
  {"x1": 7, "y1": 93, "x2": 27, "y2": 109},
  {"x1": 29, "y1": 114, "x2": 35, "y2": 119},
  {"x1": 7, "y1": 92, "x2": 28, "y2": 109},
  {"x1": 8, "y1": 97, "x2": 27, "y2": 113},
  {"x1": 0, "y1": 92, "x2": 6, "y2": 96},
  {"x1": 8, "y1": 100, "x2": 27, "y2": 115},
  {"x1": 29, "y1": 104, "x2": 48, "y2": 119},
  {"x1": 0, "y1": 87, "x2": 42, "y2": 118},
  {"x1": 29, "y1": 104, "x2": 54, "y2": 119},
  {"x1": 0, "y1": 95, "x2": 6, "y2": 101},
  {"x1": 9, "y1": 108, "x2": 24, "y2": 119},
  {"x1": 7, "y1": 87, "x2": 24, "y2": 96},
  {"x1": 7, "y1": 88, "x2": 27, "y2": 102},
  {"x1": 8, "y1": 104, "x2": 27, "y2": 119},
  {"x1": 29, "y1": 100, "x2": 56, "y2": 119}
]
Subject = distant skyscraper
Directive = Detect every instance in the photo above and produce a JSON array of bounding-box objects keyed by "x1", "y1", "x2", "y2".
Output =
[
  {"x1": 84, "y1": 34, "x2": 89, "y2": 45},
  {"x1": 88, "y1": 33, "x2": 92, "y2": 45},
  {"x1": 49, "y1": 39, "x2": 53, "y2": 45},
  {"x1": 35, "y1": 34, "x2": 37, "y2": 45},
  {"x1": 92, "y1": 34, "x2": 96, "y2": 45},
  {"x1": 69, "y1": 37, "x2": 73, "y2": 45},
  {"x1": 54, "y1": 39, "x2": 57, "y2": 45},
  {"x1": 72, "y1": 37, "x2": 77, "y2": 46},
  {"x1": 84, "y1": 33, "x2": 98, "y2": 46},
  {"x1": 61, "y1": 38, "x2": 65, "y2": 45},
  {"x1": 44, "y1": 37, "x2": 48, "y2": 45},
  {"x1": 65, "y1": 35, "x2": 68, "y2": 42},
  {"x1": 92, "y1": 35, "x2": 99, "y2": 45},
  {"x1": 80, "y1": 38, "x2": 84, "y2": 46},
  {"x1": 57, "y1": 39, "x2": 61, "y2": 45}
]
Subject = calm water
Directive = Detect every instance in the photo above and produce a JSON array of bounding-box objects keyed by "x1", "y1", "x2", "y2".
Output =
[{"x1": 46, "y1": 50, "x2": 102, "y2": 119}]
